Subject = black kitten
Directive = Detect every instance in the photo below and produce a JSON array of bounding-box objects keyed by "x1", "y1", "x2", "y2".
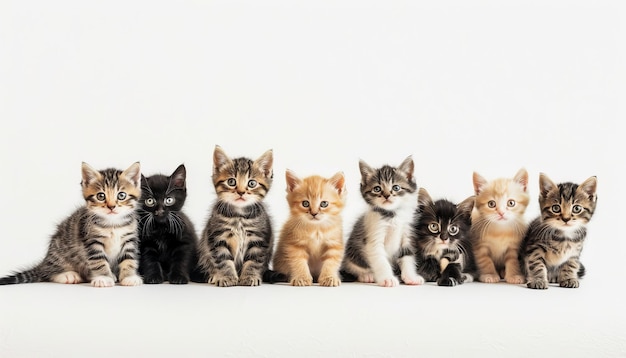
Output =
[{"x1": 138, "y1": 164, "x2": 198, "y2": 284}]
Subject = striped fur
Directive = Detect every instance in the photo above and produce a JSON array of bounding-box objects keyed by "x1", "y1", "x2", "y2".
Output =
[
  {"x1": 0, "y1": 162, "x2": 143, "y2": 287},
  {"x1": 522, "y1": 174, "x2": 597, "y2": 289},
  {"x1": 196, "y1": 146, "x2": 274, "y2": 287},
  {"x1": 340, "y1": 156, "x2": 424, "y2": 287}
]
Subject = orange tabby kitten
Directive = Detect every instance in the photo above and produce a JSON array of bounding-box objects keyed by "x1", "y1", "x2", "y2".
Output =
[
  {"x1": 471, "y1": 168, "x2": 529, "y2": 284},
  {"x1": 272, "y1": 170, "x2": 347, "y2": 287}
]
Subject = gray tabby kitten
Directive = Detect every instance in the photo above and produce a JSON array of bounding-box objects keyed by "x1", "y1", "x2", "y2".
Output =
[
  {"x1": 196, "y1": 146, "x2": 274, "y2": 287},
  {"x1": 522, "y1": 173, "x2": 597, "y2": 289},
  {"x1": 0, "y1": 162, "x2": 143, "y2": 287},
  {"x1": 340, "y1": 156, "x2": 424, "y2": 287}
]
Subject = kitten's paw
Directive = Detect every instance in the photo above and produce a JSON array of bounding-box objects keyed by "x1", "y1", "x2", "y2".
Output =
[
  {"x1": 213, "y1": 275, "x2": 238, "y2": 287},
  {"x1": 168, "y1": 275, "x2": 189, "y2": 285},
  {"x1": 401, "y1": 273, "x2": 424, "y2": 286},
  {"x1": 238, "y1": 275, "x2": 262, "y2": 286},
  {"x1": 505, "y1": 275, "x2": 526, "y2": 284},
  {"x1": 527, "y1": 279, "x2": 549, "y2": 289},
  {"x1": 559, "y1": 278, "x2": 579, "y2": 288},
  {"x1": 291, "y1": 276, "x2": 313, "y2": 286},
  {"x1": 357, "y1": 273, "x2": 375, "y2": 283},
  {"x1": 91, "y1": 275, "x2": 115, "y2": 288},
  {"x1": 479, "y1": 274, "x2": 501, "y2": 283},
  {"x1": 144, "y1": 274, "x2": 164, "y2": 284},
  {"x1": 120, "y1": 275, "x2": 143, "y2": 286},
  {"x1": 462, "y1": 273, "x2": 474, "y2": 283},
  {"x1": 378, "y1": 276, "x2": 399, "y2": 287},
  {"x1": 437, "y1": 277, "x2": 459, "y2": 287},
  {"x1": 319, "y1": 275, "x2": 341, "y2": 287},
  {"x1": 52, "y1": 271, "x2": 82, "y2": 284}
]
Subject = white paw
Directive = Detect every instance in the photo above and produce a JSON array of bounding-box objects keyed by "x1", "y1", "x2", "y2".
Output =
[
  {"x1": 120, "y1": 275, "x2": 143, "y2": 286},
  {"x1": 378, "y1": 276, "x2": 399, "y2": 287},
  {"x1": 91, "y1": 275, "x2": 115, "y2": 288},
  {"x1": 402, "y1": 273, "x2": 425, "y2": 285},
  {"x1": 52, "y1": 271, "x2": 82, "y2": 284}
]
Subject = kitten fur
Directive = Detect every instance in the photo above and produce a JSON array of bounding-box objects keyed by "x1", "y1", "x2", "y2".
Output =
[
  {"x1": 138, "y1": 164, "x2": 199, "y2": 284},
  {"x1": 470, "y1": 168, "x2": 529, "y2": 284},
  {"x1": 521, "y1": 174, "x2": 597, "y2": 289},
  {"x1": 340, "y1": 156, "x2": 424, "y2": 287},
  {"x1": 272, "y1": 170, "x2": 347, "y2": 287},
  {"x1": 195, "y1": 146, "x2": 274, "y2": 287},
  {"x1": 0, "y1": 162, "x2": 143, "y2": 287},
  {"x1": 415, "y1": 188, "x2": 476, "y2": 286}
]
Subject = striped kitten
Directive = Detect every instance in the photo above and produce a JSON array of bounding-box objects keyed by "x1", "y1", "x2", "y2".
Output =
[
  {"x1": 0, "y1": 162, "x2": 143, "y2": 287},
  {"x1": 196, "y1": 146, "x2": 274, "y2": 287},
  {"x1": 340, "y1": 156, "x2": 424, "y2": 287},
  {"x1": 471, "y1": 168, "x2": 529, "y2": 284},
  {"x1": 522, "y1": 174, "x2": 597, "y2": 289},
  {"x1": 272, "y1": 170, "x2": 347, "y2": 287}
]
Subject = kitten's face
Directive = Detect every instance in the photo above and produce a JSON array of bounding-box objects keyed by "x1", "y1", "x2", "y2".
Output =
[
  {"x1": 82, "y1": 162, "x2": 141, "y2": 225},
  {"x1": 285, "y1": 170, "x2": 346, "y2": 224},
  {"x1": 359, "y1": 156, "x2": 417, "y2": 211},
  {"x1": 140, "y1": 164, "x2": 187, "y2": 226},
  {"x1": 417, "y1": 189, "x2": 474, "y2": 256},
  {"x1": 473, "y1": 168, "x2": 529, "y2": 224},
  {"x1": 212, "y1": 146, "x2": 273, "y2": 208},
  {"x1": 538, "y1": 173, "x2": 597, "y2": 234}
]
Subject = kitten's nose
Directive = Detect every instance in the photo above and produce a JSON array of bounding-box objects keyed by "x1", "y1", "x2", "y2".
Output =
[
  {"x1": 310, "y1": 211, "x2": 318, "y2": 217},
  {"x1": 237, "y1": 191, "x2": 246, "y2": 196},
  {"x1": 156, "y1": 209, "x2": 165, "y2": 216},
  {"x1": 107, "y1": 203, "x2": 116, "y2": 210},
  {"x1": 562, "y1": 216, "x2": 571, "y2": 223}
]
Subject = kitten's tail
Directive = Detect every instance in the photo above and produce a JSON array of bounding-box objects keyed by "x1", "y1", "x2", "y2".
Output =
[
  {"x1": 0, "y1": 266, "x2": 43, "y2": 285},
  {"x1": 339, "y1": 269, "x2": 358, "y2": 283},
  {"x1": 262, "y1": 269, "x2": 288, "y2": 284},
  {"x1": 578, "y1": 262, "x2": 586, "y2": 278}
]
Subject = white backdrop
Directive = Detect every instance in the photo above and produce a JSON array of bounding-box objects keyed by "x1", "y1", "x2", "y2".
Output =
[{"x1": 0, "y1": 1, "x2": 624, "y2": 357}]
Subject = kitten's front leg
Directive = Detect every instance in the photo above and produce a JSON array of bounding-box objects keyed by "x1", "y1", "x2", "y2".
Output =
[
  {"x1": 503, "y1": 247, "x2": 525, "y2": 284},
  {"x1": 475, "y1": 244, "x2": 500, "y2": 283},
  {"x1": 238, "y1": 238, "x2": 271, "y2": 286},
  {"x1": 367, "y1": 242, "x2": 398, "y2": 287},
  {"x1": 399, "y1": 254, "x2": 424, "y2": 285},
  {"x1": 525, "y1": 249, "x2": 548, "y2": 289},
  {"x1": 287, "y1": 250, "x2": 314, "y2": 287},
  {"x1": 318, "y1": 246, "x2": 343, "y2": 287},
  {"x1": 438, "y1": 263, "x2": 463, "y2": 286},
  {"x1": 558, "y1": 257, "x2": 581, "y2": 288},
  {"x1": 117, "y1": 237, "x2": 143, "y2": 286},
  {"x1": 208, "y1": 238, "x2": 239, "y2": 287},
  {"x1": 86, "y1": 238, "x2": 117, "y2": 287},
  {"x1": 140, "y1": 246, "x2": 165, "y2": 284},
  {"x1": 168, "y1": 244, "x2": 192, "y2": 285}
]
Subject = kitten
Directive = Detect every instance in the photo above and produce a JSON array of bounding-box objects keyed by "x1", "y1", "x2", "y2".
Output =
[
  {"x1": 415, "y1": 188, "x2": 475, "y2": 286},
  {"x1": 522, "y1": 174, "x2": 597, "y2": 289},
  {"x1": 196, "y1": 146, "x2": 274, "y2": 287},
  {"x1": 138, "y1": 164, "x2": 199, "y2": 284},
  {"x1": 340, "y1": 156, "x2": 424, "y2": 287},
  {"x1": 470, "y1": 168, "x2": 529, "y2": 284},
  {"x1": 0, "y1": 162, "x2": 143, "y2": 287},
  {"x1": 272, "y1": 170, "x2": 347, "y2": 287}
]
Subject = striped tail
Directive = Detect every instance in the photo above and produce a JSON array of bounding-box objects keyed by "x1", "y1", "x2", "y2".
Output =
[{"x1": 0, "y1": 267, "x2": 43, "y2": 285}]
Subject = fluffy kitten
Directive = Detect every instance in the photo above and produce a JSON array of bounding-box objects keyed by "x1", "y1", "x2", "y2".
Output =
[
  {"x1": 138, "y1": 164, "x2": 199, "y2": 284},
  {"x1": 470, "y1": 168, "x2": 529, "y2": 284},
  {"x1": 415, "y1": 188, "x2": 475, "y2": 286},
  {"x1": 0, "y1": 162, "x2": 143, "y2": 287},
  {"x1": 522, "y1": 174, "x2": 597, "y2": 289},
  {"x1": 196, "y1": 146, "x2": 274, "y2": 287},
  {"x1": 272, "y1": 170, "x2": 347, "y2": 287},
  {"x1": 340, "y1": 156, "x2": 423, "y2": 287}
]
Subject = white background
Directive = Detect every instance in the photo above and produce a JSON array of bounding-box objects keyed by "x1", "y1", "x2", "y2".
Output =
[{"x1": 0, "y1": 1, "x2": 624, "y2": 357}]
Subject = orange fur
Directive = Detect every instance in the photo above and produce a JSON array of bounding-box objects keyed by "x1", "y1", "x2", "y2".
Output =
[{"x1": 272, "y1": 170, "x2": 347, "y2": 287}]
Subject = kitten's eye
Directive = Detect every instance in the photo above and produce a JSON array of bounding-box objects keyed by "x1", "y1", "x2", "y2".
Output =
[
  {"x1": 507, "y1": 200, "x2": 516, "y2": 207},
  {"x1": 487, "y1": 200, "x2": 496, "y2": 208},
  {"x1": 448, "y1": 225, "x2": 459, "y2": 236},
  {"x1": 428, "y1": 223, "x2": 440, "y2": 234},
  {"x1": 227, "y1": 178, "x2": 236, "y2": 187},
  {"x1": 320, "y1": 201, "x2": 329, "y2": 208},
  {"x1": 373, "y1": 186, "x2": 382, "y2": 193},
  {"x1": 117, "y1": 192, "x2": 127, "y2": 201},
  {"x1": 572, "y1": 205, "x2": 583, "y2": 214},
  {"x1": 302, "y1": 201, "x2": 310, "y2": 208},
  {"x1": 145, "y1": 198, "x2": 156, "y2": 207},
  {"x1": 392, "y1": 184, "x2": 401, "y2": 192},
  {"x1": 551, "y1": 204, "x2": 561, "y2": 213},
  {"x1": 96, "y1": 193, "x2": 106, "y2": 201},
  {"x1": 248, "y1": 180, "x2": 257, "y2": 188},
  {"x1": 165, "y1": 197, "x2": 175, "y2": 206}
]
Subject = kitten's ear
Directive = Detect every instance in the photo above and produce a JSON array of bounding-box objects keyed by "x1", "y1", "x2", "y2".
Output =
[
  {"x1": 358, "y1": 160, "x2": 375, "y2": 183},
  {"x1": 329, "y1": 171, "x2": 346, "y2": 195},
  {"x1": 472, "y1": 172, "x2": 488, "y2": 195},
  {"x1": 398, "y1": 156, "x2": 415, "y2": 181},
  {"x1": 255, "y1": 149, "x2": 274, "y2": 179},
  {"x1": 538, "y1": 173, "x2": 557, "y2": 198},
  {"x1": 81, "y1": 162, "x2": 101, "y2": 187},
  {"x1": 285, "y1": 169, "x2": 302, "y2": 192},
  {"x1": 417, "y1": 187, "x2": 433, "y2": 207},
  {"x1": 122, "y1": 162, "x2": 142, "y2": 188},
  {"x1": 514, "y1": 168, "x2": 529, "y2": 192},
  {"x1": 457, "y1": 196, "x2": 476, "y2": 216},
  {"x1": 579, "y1": 176, "x2": 598, "y2": 203},
  {"x1": 170, "y1": 164, "x2": 186, "y2": 189},
  {"x1": 213, "y1": 145, "x2": 232, "y2": 174}
]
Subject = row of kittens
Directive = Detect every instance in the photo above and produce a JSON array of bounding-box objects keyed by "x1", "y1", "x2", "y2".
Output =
[{"x1": 0, "y1": 146, "x2": 598, "y2": 290}]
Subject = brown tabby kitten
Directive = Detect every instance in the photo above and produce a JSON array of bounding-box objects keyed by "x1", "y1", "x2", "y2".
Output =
[
  {"x1": 470, "y1": 168, "x2": 529, "y2": 284},
  {"x1": 522, "y1": 174, "x2": 597, "y2": 289},
  {"x1": 196, "y1": 146, "x2": 274, "y2": 287},
  {"x1": 0, "y1": 162, "x2": 143, "y2": 287},
  {"x1": 272, "y1": 170, "x2": 347, "y2": 287}
]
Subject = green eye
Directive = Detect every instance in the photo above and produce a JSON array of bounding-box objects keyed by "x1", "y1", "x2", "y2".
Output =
[
  {"x1": 320, "y1": 201, "x2": 329, "y2": 208},
  {"x1": 487, "y1": 200, "x2": 496, "y2": 208},
  {"x1": 373, "y1": 186, "x2": 382, "y2": 193},
  {"x1": 428, "y1": 223, "x2": 440, "y2": 234},
  {"x1": 572, "y1": 205, "x2": 583, "y2": 214},
  {"x1": 227, "y1": 178, "x2": 236, "y2": 186},
  {"x1": 302, "y1": 201, "x2": 310, "y2": 208},
  {"x1": 145, "y1": 198, "x2": 156, "y2": 207},
  {"x1": 96, "y1": 193, "x2": 106, "y2": 201},
  {"x1": 551, "y1": 204, "x2": 561, "y2": 213},
  {"x1": 117, "y1": 192, "x2": 127, "y2": 200}
]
